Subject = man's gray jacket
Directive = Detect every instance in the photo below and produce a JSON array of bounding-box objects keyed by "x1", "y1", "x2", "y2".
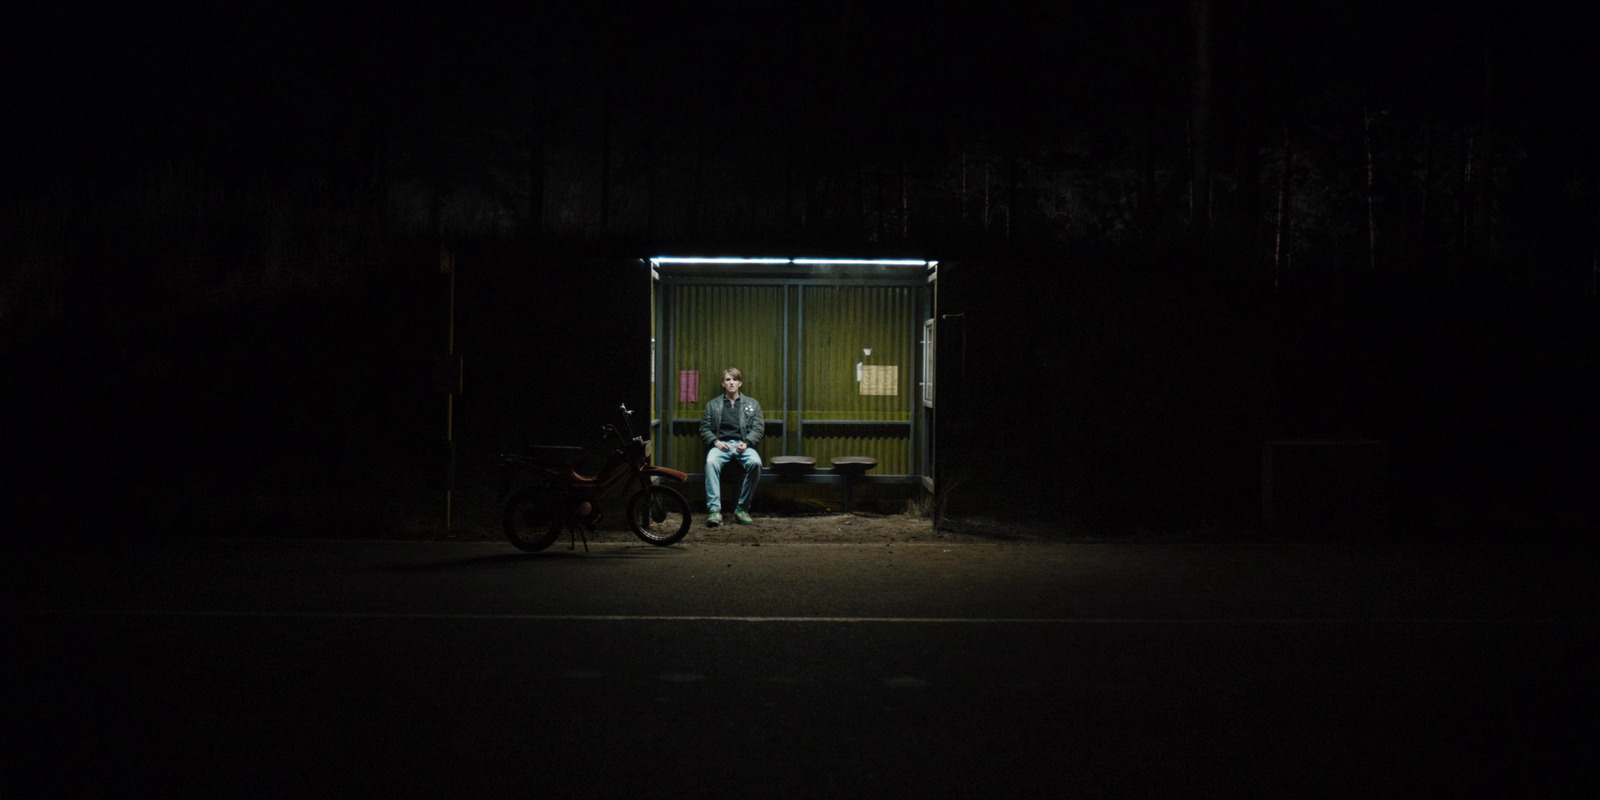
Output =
[{"x1": 699, "y1": 395, "x2": 765, "y2": 447}]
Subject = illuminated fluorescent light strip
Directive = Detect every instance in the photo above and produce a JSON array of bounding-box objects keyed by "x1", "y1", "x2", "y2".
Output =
[
  {"x1": 791, "y1": 258, "x2": 929, "y2": 266},
  {"x1": 650, "y1": 256, "x2": 932, "y2": 267},
  {"x1": 650, "y1": 256, "x2": 791, "y2": 265}
]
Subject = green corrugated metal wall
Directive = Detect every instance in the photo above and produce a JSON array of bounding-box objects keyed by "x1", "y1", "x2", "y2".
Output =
[
  {"x1": 666, "y1": 285, "x2": 786, "y2": 473},
  {"x1": 798, "y1": 286, "x2": 914, "y2": 473},
  {"x1": 661, "y1": 282, "x2": 915, "y2": 476}
]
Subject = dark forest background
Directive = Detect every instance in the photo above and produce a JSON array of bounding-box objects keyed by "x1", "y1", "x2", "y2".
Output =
[{"x1": 3, "y1": 0, "x2": 1595, "y2": 540}]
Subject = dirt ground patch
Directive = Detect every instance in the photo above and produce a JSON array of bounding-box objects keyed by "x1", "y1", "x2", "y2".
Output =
[
  {"x1": 444, "y1": 509, "x2": 1054, "y2": 546},
  {"x1": 394, "y1": 484, "x2": 1273, "y2": 547},
  {"x1": 637, "y1": 511, "x2": 1056, "y2": 545},
  {"x1": 391, "y1": 473, "x2": 1344, "y2": 546},
  {"x1": 415, "y1": 486, "x2": 1062, "y2": 545}
]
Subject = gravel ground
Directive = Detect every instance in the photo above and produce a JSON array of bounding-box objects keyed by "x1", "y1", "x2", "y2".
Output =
[
  {"x1": 443, "y1": 507, "x2": 1056, "y2": 547},
  {"x1": 410, "y1": 484, "x2": 1060, "y2": 546},
  {"x1": 413, "y1": 485, "x2": 1253, "y2": 547}
]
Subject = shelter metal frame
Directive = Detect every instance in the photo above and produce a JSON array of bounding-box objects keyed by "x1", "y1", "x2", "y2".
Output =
[{"x1": 648, "y1": 257, "x2": 938, "y2": 500}]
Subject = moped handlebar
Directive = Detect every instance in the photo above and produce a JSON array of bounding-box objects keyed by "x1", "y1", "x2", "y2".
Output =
[{"x1": 617, "y1": 403, "x2": 638, "y2": 439}]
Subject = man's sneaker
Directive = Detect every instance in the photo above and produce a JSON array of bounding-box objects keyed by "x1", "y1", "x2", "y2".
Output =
[
  {"x1": 706, "y1": 511, "x2": 722, "y2": 527},
  {"x1": 733, "y1": 508, "x2": 754, "y2": 525}
]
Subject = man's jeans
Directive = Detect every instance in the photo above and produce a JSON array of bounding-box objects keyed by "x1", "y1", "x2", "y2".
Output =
[{"x1": 705, "y1": 444, "x2": 762, "y2": 512}]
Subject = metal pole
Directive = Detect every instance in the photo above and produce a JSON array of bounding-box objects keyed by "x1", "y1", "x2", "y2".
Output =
[{"x1": 443, "y1": 245, "x2": 456, "y2": 534}]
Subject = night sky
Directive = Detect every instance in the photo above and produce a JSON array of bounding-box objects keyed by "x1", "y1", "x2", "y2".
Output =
[
  {"x1": 4, "y1": 0, "x2": 1596, "y2": 536},
  {"x1": 9, "y1": 1, "x2": 1597, "y2": 228},
  {"x1": 6, "y1": 2, "x2": 1599, "y2": 239}
]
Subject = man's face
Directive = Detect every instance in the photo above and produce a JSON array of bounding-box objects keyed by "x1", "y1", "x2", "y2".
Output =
[{"x1": 723, "y1": 374, "x2": 741, "y2": 394}]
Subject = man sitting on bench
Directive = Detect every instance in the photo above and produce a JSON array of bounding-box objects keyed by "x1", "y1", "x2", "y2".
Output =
[{"x1": 700, "y1": 367, "x2": 764, "y2": 526}]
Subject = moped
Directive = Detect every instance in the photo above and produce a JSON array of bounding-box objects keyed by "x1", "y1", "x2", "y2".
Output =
[{"x1": 497, "y1": 404, "x2": 692, "y2": 552}]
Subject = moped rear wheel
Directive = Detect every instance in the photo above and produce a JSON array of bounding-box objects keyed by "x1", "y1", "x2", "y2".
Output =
[
  {"x1": 503, "y1": 484, "x2": 566, "y2": 552},
  {"x1": 626, "y1": 485, "x2": 692, "y2": 546}
]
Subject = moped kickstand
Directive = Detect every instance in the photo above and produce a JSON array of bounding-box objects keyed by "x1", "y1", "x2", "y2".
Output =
[{"x1": 566, "y1": 523, "x2": 591, "y2": 553}]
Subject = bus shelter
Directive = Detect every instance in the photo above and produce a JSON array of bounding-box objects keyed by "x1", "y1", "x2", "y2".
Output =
[{"x1": 648, "y1": 257, "x2": 938, "y2": 511}]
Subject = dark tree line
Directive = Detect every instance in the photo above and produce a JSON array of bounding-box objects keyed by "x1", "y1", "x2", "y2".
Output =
[{"x1": 6, "y1": 0, "x2": 1598, "y2": 329}]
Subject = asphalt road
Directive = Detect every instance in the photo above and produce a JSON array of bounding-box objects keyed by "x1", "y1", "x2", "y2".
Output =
[{"x1": 4, "y1": 535, "x2": 1596, "y2": 798}]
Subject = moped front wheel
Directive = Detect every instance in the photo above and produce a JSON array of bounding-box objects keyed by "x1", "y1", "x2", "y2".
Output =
[
  {"x1": 503, "y1": 484, "x2": 566, "y2": 552},
  {"x1": 626, "y1": 485, "x2": 692, "y2": 546}
]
